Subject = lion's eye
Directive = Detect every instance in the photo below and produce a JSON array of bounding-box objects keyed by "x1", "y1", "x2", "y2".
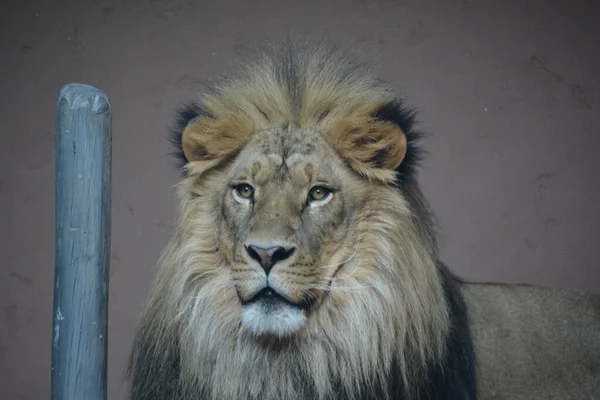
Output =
[
  {"x1": 233, "y1": 183, "x2": 255, "y2": 203},
  {"x1": 307, "y1": 186, "x2": 333, "y2": 206}
]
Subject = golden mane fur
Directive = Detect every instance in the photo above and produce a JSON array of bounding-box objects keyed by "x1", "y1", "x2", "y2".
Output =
[{"x1": 128, "y1": 42, "x2": 463, "y2": 400}]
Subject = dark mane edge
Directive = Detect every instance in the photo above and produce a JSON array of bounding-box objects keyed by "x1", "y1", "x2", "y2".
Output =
[{"x1": 168, "y1": 102, "x2": 207, "y2": 176}]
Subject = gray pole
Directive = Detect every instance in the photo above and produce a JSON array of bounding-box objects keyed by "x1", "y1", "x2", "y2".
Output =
[{"x1": 52, "y1": 84, "x2": 112, "y2": 400}]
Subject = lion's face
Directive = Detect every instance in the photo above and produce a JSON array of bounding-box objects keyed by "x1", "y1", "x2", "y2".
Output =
[
  {"x1": 177, "y1": 93, "x2": 412, "y2": 340},
  {"x1": 213, "y1": 128, "x2": 365, "y2": 336}
]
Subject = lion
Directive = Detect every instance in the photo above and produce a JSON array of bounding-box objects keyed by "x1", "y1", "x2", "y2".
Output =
[{"x1": 127, "y1": 42, "x2": 600, "y2": 400}]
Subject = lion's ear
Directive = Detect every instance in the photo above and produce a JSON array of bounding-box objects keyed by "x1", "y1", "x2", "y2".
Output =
[
  {"x1": 172, "y1": 103, "x2": 252, "y2": 176},
  {"x1": 329, "y1": 103, "x2": 408, "y2": 183}
]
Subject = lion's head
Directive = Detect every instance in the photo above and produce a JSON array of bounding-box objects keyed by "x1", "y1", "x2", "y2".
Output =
[{"x1": 130, "y1": 43, "x2": 454, "y2": 400}]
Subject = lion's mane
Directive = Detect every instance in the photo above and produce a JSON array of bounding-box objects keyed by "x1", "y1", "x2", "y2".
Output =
[{"x1": 128, "y1": 42, "x2": 477, "y2": 400}]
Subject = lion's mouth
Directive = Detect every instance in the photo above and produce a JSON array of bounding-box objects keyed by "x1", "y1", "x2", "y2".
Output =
[
  {"x1": 242, "y1": 287, "x2": 315, "y2": 311},
  {"x1": 240, "y1": 287, "x2": 311, "y2": 337}
]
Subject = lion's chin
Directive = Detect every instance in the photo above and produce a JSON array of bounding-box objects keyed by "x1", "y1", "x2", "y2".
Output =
[{"x1": 241, "y1": 299, "x2": 307, "y2": 337}]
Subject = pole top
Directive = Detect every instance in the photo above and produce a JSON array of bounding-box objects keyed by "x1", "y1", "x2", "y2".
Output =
[{"x1": 57, "y1": 83, "x2": 111, "y2": 115}]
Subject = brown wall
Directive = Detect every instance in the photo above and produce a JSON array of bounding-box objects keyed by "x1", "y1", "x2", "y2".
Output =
[{"x1": 1, "y1": 0, "x2": 599, "y2": 399}]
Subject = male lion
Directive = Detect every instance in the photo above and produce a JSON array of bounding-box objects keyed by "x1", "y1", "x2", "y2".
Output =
[{"x1": 128, "y1": 43, "x2": 600, "y2": 399}]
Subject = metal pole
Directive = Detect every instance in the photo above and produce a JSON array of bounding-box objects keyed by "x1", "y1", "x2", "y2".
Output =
[{"x1": 52, "y1": 83, "x2": 112, "y2": 400}]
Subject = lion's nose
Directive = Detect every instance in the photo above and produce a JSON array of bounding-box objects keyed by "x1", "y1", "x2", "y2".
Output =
[{"x1": 245, "y1": 245, "x2": 295, "y2": 274}]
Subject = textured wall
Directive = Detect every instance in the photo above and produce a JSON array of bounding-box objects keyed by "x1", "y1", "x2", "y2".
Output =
[{"x1": 1, "y1": 0, "x2": 599, "y2": 399}]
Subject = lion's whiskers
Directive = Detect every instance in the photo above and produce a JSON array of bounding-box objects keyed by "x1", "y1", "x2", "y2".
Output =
[
  {"x1": 321, "y1": 252, "x2": 365, "y2": 282},
  {"x1": 313, "y1": 284, "x2": 375, "y2": 291},
  {"x1": 318, "y1": 239, "x2": 361, "y2": 269}
]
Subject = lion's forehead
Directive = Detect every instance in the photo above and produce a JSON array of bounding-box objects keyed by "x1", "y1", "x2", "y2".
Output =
[
  {"x1": 247, "y1": 154, "x2": 316, "y2": 188},
  {"x1": 233, "y1": 128, "x2": 338, "y2": 186},
  {"x1": 248, "y1": 126, "x2": 323, "y2": 156}
]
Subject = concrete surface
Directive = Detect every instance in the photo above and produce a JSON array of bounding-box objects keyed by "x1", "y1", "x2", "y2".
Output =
[{"x1": 1, "y1": 0, "x2": 599, "y2": 399}]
